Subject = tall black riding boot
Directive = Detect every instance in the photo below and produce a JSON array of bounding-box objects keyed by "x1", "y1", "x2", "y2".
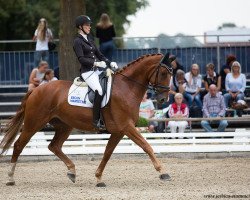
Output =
[{"x1": 93, "y1": 90, "x2": 105, "y2": 129}]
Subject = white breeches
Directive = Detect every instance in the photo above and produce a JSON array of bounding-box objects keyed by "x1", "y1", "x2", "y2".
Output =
[
  {"x1": 81, "y1": 70, "x2": 103, "y2": 96},
  {"x1": 168, "y1": 121, "x2": 188, "y2": 133}
]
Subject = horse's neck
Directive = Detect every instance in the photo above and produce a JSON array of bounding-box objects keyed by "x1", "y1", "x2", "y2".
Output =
[{"x1": 119, "y1": 59, "x2": 155, "y2": 102}]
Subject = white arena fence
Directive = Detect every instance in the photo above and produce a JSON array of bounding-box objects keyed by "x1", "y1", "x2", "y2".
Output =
[{"x1": 0, "y1": 129, "x2": 250, "y2": 156}]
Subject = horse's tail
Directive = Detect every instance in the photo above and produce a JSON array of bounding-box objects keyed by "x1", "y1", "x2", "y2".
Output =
[{"x1": 0, "y1": 90, "x2": 33, "y2": 155}]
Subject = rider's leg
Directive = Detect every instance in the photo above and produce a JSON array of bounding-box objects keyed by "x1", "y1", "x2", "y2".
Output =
[{"x1": 81, "y1": 71, "x2": 104, "y2": 129}]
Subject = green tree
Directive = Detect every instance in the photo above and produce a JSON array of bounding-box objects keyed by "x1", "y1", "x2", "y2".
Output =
[
  {"x1": 59, "y1": 0, "x2": 148, "y2": 80},
  {"x1": 0, "y1": 0, "x2": 60, "y2": 50}
]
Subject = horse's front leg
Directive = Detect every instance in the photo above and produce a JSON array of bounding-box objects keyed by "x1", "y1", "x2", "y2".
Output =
[
  {"x1": 95, "y1": 132, "x2": 124, "y2": 187},
  {"x1": 121, "y1": 123, "x2": 171, "y2": 181}
]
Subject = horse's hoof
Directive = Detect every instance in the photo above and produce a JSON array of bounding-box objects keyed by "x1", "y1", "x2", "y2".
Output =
[
  {"x1": 67, "y1": 172, "x2": 76, "y2": 183},
  {"x1": 159, "y1": 173, "x2": 171, "y2": 181},
  {"x1": 6, "y1": 181, "x2": 15, "y2": 186},
  {"x1": 96, "y1": 182, "x2": 106, "y2": 187}
]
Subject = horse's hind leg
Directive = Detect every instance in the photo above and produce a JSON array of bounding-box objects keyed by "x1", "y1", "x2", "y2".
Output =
[
  {"x1": 122, "y1": 124, "x2": 171, "y2": 181},
  {"x1": 95, "y1": 132, "x2": 124, "y2": 187},
  {"x1": 48, "y1": 119, "x2": 75, "y2": 182},
  {"x1": 7, "y1": 130, "x2": 40, "y2": 185},
  {"x1": 6, "y1": 117, "x2": 49, "y2": 186}
]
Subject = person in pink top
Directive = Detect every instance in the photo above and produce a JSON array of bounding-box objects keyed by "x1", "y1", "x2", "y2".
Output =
[{"x1": 168, "y1": 93, "x2": 189, "y2": 133}]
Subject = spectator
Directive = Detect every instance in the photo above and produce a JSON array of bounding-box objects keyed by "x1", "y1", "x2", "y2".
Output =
[
  {"x1": 139, "y1": 93, "x2": 157, "y2": 132},
  {"x1": 169, "y1": 69, "x2": 187, "y2": 104},
  {"x1": 201, "y1": 84, "x2": 228, "y2": 132},
  {"x1": 96, "y1": 13, "x2": 116, "y2": 60},
  {"x1": 33, "y1": 18, "x2": 53, "y2": 66},
  {"x1": 203, "y1": 63, "x2": 221, "y2": 92},
  {"x1": 168, "y1": 93, "x2": 189, "y2": 133},
  {"x1": 219, "y1": 54, "x2": 236, "y2": 93},
  {"x1": 224, "y1": 61, "x2": 246, "y2": 109},
  {"x1": 28, "y1": 61, "x2": 48, "y2": 91},
  {"x1": 40, "y1": 69, "x2": 58, "y2": 85},
  {"x1": 169, "y1": 55, "x2": 184, "y2": 75},
  {"x1": 184, "y1": 64, "x2": 203, "y2": 108}
]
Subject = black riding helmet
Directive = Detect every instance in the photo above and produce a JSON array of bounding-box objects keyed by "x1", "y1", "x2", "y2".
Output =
[{"x1": 75, "y1": 15, "x2": 92, "y2": 29}]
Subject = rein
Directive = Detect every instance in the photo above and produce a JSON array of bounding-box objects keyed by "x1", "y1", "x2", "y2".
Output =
[{"x1": 116, "y1": 63, "x2": 172, "y2": 94}]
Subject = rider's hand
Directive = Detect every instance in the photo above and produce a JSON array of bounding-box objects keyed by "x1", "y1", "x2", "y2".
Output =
[
  {"x1": 94, "y1": 61, "x2": 107, "y2": 68},
  {"x1": 110, "y1": 62, "x2": 118, "y2": 69}
]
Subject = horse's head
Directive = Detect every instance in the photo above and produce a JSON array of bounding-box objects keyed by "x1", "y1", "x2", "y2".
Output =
[{"x1": 148, "y1": 53, "x2": 173, "y2": 104}]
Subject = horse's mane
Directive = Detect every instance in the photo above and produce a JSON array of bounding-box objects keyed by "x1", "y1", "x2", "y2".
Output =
[{"x1": 115, "y1": 53, "x2": 162, "y2": 74}]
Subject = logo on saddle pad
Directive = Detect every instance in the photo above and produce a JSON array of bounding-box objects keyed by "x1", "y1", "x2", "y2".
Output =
[{"x1": 68, "y1": 74, "x2": 112, "y2": 108}]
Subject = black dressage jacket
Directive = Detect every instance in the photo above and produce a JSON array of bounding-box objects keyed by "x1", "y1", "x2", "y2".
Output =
[{"x1": 73, "y1": 34, "x2": 109, "y2": 73}]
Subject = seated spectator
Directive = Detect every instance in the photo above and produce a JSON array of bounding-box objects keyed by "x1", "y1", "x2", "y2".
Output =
[
  {"x1": 40, "y1": 69, "x2": 58, "y2": 85},
  {"x1": 201, "y1": 84, "x2": 228, "y2": 132},
  {"x1": 184, "y1": 64, "x2": 202, "y2": 108},
  {"x1": 220, "y1": 54, "x2": 236, "y2": 93},
  {"x1": 169, "y1": 69, "x2": 187, "y2": 104},
  {"x1": 168, "y1": 93, "x2": 189, "y2": 133},
  {"x1": 224, "y1": 61, "x2": 246, "y2": 108},
  {"x1": 28, "y1": 61, "x2": 48, "y2": 91},
  {"x1": 203, "y1": 63, "x2": 221, "y2": 92},
  {"x1": 170, "y1": 55, "x2": 184, "y2": 75},
  {"x1": 139, "y1": 92, "x2": 157, "y2": 132}
]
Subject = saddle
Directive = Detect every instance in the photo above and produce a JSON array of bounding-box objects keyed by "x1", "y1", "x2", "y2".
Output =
[
  {"x1": 68, "y1": 70, "x2": 112, "y2": 108},
  {"x1": 75, "y1": 72, "x2": 108, "y2": 104}
]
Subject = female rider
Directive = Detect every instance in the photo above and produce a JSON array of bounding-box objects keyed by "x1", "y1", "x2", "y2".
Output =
[{"x1": 73, "y1": 15, "x2": 118, "y2": 129}]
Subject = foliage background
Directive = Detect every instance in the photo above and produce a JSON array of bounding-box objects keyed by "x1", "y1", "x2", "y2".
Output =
[{"x1": 0, "y1": 0, "x2": 148, "y2": 50}]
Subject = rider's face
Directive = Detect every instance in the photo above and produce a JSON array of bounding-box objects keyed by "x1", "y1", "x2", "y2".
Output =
[{"x1": 82, "y1": 24, "x2": 91, "y2": 34}]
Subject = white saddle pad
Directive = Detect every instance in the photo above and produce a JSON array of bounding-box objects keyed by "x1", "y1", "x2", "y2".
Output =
[{"x1": 68, "y1": 75, "x2": 112, "y2": 108}]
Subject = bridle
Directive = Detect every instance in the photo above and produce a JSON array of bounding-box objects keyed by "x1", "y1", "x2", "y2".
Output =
[
  {"x1": 116, "y1": 62, "x2": 173, "y2": 95},
  {"x1": 147, "y1": 63, "x2": 173, "y2": 95}
]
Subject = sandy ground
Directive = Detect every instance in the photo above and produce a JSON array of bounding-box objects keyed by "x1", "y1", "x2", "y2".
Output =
[{"x1": 0, "y1": 156, "x2": 250, "y2": 200}]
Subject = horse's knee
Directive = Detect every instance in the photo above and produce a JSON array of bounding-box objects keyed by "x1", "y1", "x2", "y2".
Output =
[{"x1": 48, "y1": 143, "x2": 58, "y2": 153}]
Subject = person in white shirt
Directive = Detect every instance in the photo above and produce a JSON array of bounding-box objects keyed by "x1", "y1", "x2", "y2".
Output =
[
  {"x1": 224, "y1": 61, "x2": 246, "y2": 108},
  {"x1": 40, "y1": 69, "x2": 58, "y2": 85},
  {"x1": 33, "y1": 18, "x2": 53, "y2": 66},
  {"x1": 139, "y1": 93, "x2": 157, "y2": 132},
  {"x1": 184, "y1": 64, "x2": 202, "y2": 108}
]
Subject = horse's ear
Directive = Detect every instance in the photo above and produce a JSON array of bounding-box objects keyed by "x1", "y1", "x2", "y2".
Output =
[{"x1": 160, "y1": 53, "x2": 170, "y2": 66}]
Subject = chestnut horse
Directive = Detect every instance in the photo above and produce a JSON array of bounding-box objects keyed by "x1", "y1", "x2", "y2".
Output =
[{"x1": 0, "y1": 53, "x2": 172, "y2": 187}]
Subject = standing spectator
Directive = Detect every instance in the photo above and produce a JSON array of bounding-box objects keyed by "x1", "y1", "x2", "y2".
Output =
[
  {"x1": 169, "y1": 69, "x2": 187, "y2": 104},
  {"x1": 224, "y1": 61, "x2": 246, "y2": 108},
  {"x1": 184, "y1": 64, "x2": 203, "y2": 108},
  {"x1": 168, "y1": 93, "x2": 189, "y2": 133},
  {"x1": 33, "y1": 18, "x2": 53, "y2": 66},
  {"x1": 96, "y1": 13, "x2": 116, "y2": 60},
  {"x1": 219, "y1": 54, "x2": 236, "y2": 93},
  {"x1": 28, "y1": 61, "x2": 48, "y2": 91},
  {"x1": 203, "y1": 63, "x2": 221, "y2": 92},
  {"x1": 40, "y1": 69, "x2": 58, "y2": 85},
  {"x1": 201, "y1": 84, "x2": 228, "y2": 132},
  {"x1": 139, "y1": 93, "x2": 157, "y2": 132}
]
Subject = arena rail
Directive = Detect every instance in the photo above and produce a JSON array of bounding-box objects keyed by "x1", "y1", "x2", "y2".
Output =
[{"x1": 0, "y1": 129, "x2": 250, "y2": 155}]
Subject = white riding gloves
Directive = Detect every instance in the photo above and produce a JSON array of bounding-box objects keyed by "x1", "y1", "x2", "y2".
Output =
[
  {"x1": 94, "y1": 61, "x2": 107, "y2": 68},
  {"x1": 110, "y1": 62, "x2": 118, "y2": 69}
]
